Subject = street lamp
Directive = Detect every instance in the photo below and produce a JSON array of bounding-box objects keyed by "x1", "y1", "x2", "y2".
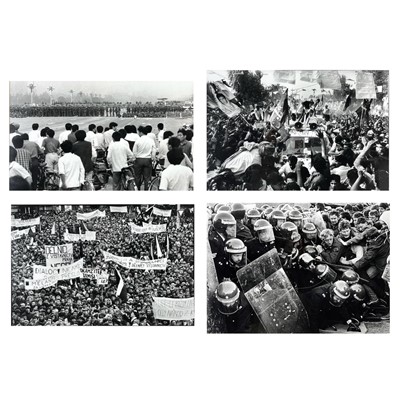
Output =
[
  {"x1": 47, "y1": 86, "x2": 55, "y2": 105},
  {"x1": 27, "y1": 82, "x2": 36, "y2": 105},
  {"x1": 69, "y1": 89, "x2": 74, "y2": 103}
]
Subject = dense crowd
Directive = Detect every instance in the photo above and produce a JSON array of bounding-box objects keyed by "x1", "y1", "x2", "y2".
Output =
[
  {"x1": 10, "y1": 103, "x2": 192, "y2": 118},
  {"x1": 11, "y1": 206, "x2": 194, "y2": 326},
  {"x1": 9, "y1": 120, "x2": 194, "y2": 191},
  {"x1": 207, "y1": 101, "x2": 389, "y2": 191},
  {"x1": 208, "y1": 202, "x2": 390, "y2": 333}
]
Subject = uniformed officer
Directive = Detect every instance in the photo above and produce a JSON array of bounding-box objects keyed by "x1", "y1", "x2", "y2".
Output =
[
  {"x1": 246, "y1": 219, "x2": 276, "y2": 262},
  {"x1": 231, "y1": 203, "x2": 253, "y2": 244}
]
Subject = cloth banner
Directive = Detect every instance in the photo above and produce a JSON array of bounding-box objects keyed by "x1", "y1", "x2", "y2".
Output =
[
  {"x1": 269, "y1": 89, "x2": 289, "y2": 129},
  {"x1": 76, "y1": 210, "x2": 106, "y2": 220},
  {"x1": 11, "y1": 227, "x2": 31, "y2": 241},
  {"x1": 152, "y1": 297, "x2": 195, "y2": 321},
  {"x1": 129, "y1": 222, "x2": 167, "y2": 234},
  {"x1": 273, "y1": 70, "x2": 296, "y2": 84},
  {"x1": 318, "y1": 71, "x2": 341, "y2": 90},
  {"x1": 355, "y1": 72, "x2": 377, "y2": 99},
  {"x1": 12, "y1": 217, "x2": 40, "y2": 228},
  {"x1": 102, "y1": 250, "x2": 167, "y2": 270},
  {"x1": 207, "y1": 81, "x2": 241, "y2": 118},
  {"x1": 64, "y1": 231, "x2": 97, "y2": 242},
  {"x1": 80, "y1": 267, "x2": 108, "y2": 280},
  {"x1": 57, "y1": 259, "x2": 84, "y2": 280},
  {"x1": 44, "y1": 243, "x2": 73, "y2": 268},
  {"x1": 152, "y1": 207, "x2": 172, "y2": 217},
  {"x1": 25, "y1": 274, "x2": 58, "y2": 291},
  {"x1": 32, "y1": 265, "x2": 62, "y2": 280},
  {"x1": 299, "y1": 71, "x2": 319, "y2": 82},
  {"x1": 110, "y1": 206, "x2": 128, "y2": 213}
]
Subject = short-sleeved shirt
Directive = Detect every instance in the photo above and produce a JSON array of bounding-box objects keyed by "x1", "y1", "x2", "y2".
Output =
[
  {"x1": 159, "y1": 164, "x2": 193, "y2": 191},
  {"x1": 42, "y1": 137, "x2": 60, "y2": 154}
]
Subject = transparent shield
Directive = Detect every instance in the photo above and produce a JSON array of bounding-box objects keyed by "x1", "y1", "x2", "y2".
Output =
[{"x1": 237, "y1": 248, "x2": 309, "y2": 333}]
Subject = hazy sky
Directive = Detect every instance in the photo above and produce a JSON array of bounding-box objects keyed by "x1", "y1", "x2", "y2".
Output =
[
  {"x1": 208, "y1": 70, "x2": 357, "y2": 99},
  {"x1": 10, "y1": 81, "x2": 193, "y2": 101}
]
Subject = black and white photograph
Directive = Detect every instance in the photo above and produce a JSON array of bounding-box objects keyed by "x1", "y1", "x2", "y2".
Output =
[
  {"x1": 207, "y1": 70, "x2": 389, "y2": 191},
  {"x1": 11, "y1": 204, "x2": 194, "y2": 326},
  {"x1": 208, "y1": 202, "x2": 390, "y2": 333},
  {"x1": 9, "y1": 81, "x2": 193, "y2": 191}
]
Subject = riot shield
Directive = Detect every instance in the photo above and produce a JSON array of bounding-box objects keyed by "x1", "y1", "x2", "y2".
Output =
[{"x1": 237, "y1": 248, "x2": 309, "y2": 333}]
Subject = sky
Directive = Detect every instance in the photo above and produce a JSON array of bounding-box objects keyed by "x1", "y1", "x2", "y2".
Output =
[
  {"x1": 208, "y1": 70, "x2": 358, "y2": 99},
  {"x1": 9, "y1": 81, "x2": 193, "y2": 102}
]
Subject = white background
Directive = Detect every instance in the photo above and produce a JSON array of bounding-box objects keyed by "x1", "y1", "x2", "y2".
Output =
[{"x1": 1, "y1": 1, "x2": 399, "y2": 399}]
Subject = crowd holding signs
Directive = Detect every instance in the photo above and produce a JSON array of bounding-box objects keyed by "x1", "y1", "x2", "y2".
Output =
[
  {"x1": 11, "y1": 205, "x2": 194, "y2": 326},
  {"x1": 207, "y1": 70, "x2": 389, "y2": 191}
]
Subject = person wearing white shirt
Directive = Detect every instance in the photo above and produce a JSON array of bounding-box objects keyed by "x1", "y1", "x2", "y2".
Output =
[
  {"x1": 132, "y1": 125, "x2": 156, "y2": 190},
  {"x1": 9, "y1": 146, "x2": 32, "y2": 189},
  {"x1": 159, "y1": 148, "x2": 193, "y2": 191},
  {"x1": 104, "y1": 122, "x2": 118, "y2": 149},
  {"x1": 85, "y1": 124, "x2": 97, "y2": 149},
  {"x1": 28, "y1": 123, "x2": 40, "y2": 144},
  {"x1": 58, "y1": 123, "x2": 73, "y2": 144},
  {"x1": 157, "y1": 123, "x2": 165, "y2": 143},
  {"x1": 58, "y1": 140, "x2": 85, "y2": 190},
  {"x1": 107, "y1": 131, "x2": 134, "y2": 190},
  {"x1": 157, "y1": 131, "x2": 174, "y2": 166}
]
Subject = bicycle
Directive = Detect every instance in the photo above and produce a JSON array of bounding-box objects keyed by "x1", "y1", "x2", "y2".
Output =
[
  {"x1": 148, "y1": 160, "x2": 164, "y2": 191},
  {"x1": 121, "y1": 161, "x2": 137, "y2": 191},
  {"x1": 44, "y1": 170, "x2": 60, "y2": 191},
  {"x1": 92, "y1": 149, "x2": 112, "y2": 190}
]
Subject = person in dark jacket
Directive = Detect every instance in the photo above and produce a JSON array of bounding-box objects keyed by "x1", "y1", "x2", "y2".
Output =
[
  {"x1": 72, "y1": 130, "x2": 94, "y2": 190},
  {"x1": 316, "y1": 228, "x2": 345, "y2": 265}
]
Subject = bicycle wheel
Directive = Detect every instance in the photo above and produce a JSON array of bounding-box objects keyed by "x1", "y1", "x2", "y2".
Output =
[{"x1": 149, "y1": 176, "x2": 160, "y2": 191}]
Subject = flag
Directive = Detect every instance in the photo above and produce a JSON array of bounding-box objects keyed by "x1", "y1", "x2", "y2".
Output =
[
  {"x1": 115, "y1": 268, "x2": 128, "y2": 302},
  {"x1": 150, "y1": 240, "x2": 154, "y2": 260},
  {"x1": 269, "y1": 88, "x2": 289, "y2": 130},
  {"x1": 207, "y1": 82, "x2": 241, "y2": 118},
  {"x1": 344, "y1": 94, "x2": 352, "y2": 111},
  {"x1": 51, "y1": 223, "x2": 56, "y2": 235},
  {"x1": 166, "y1": 234, "x2": 170, "y2": 258},
  {"x1": 155, "y1": 235, "x2": 163, "y2": 258}
]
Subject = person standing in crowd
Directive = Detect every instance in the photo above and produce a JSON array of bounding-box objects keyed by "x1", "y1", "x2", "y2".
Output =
[
  {"x1": 72, "y1": 130, "x2": 96, "y2": 190},
  {"x1": 132, "y1": 125, "x2": 156, "y2": 190},
  {"x1": 11, "y1": 135, "x2": 32, "y2": 175},
  {"x1": 158, "y1": 131, "x2": 174, "y2": 166},
  {"x1": 58, "y1": 141, "x2": 85, "y2": 190},
  {"x1": 164, "y1": 136, "x2": 193, "y2": 169},
  {"x1": 28, "y1": 123, "x2": 40, "y2": 144},
  {"x1": 67, "y1": 124, "x2": 79, "y2": 144},
  {"x1": 42, "y1": 128, "x2": 60, "y2": 173},
  {"x1": 9, "y1": 124, "x2": 19, "y2": 147},
  {"x1": 159, "y1": 148, "x2": 193, "y2": 191},
  {"x1": 9, "y1": 146, "x2": 32, "y2": 189},
  {"x1": 58, "y1": 123, "x2": 72, "y2": 144},
  {"x1": 177, "y1": 128, "x2": 193, "y2": 162},
  {"x1": 21, "y1": 133, "x2": 42, "y2": 190},
  {"x1": 157, "y1": 123, "x2": 165, "y2": 143},
  {"x1": 107, "y1": 131, "x2": 134, "y2": 190},
  {"x1": 104, "y1": 122, "x2": 118, "y2": 149}
]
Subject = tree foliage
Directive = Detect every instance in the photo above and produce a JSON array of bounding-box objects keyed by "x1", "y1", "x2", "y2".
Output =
[{"x1": 228, "y1": 70, "x2": 267, "y2": 106}]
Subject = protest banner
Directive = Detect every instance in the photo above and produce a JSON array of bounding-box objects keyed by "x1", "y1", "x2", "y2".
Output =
[
  {"x1": 64, "y1": 231, "x2": 97, "y2": 242},
  {"x1": 207, "y1": 82, "x2": 241, "y2": 118},
  {"x1": 273, "y1": 70, "x2": 296, "y2": 84},
  {"x1": 58, "y1": 259, "x2": 84, "y2": 280},
  {"x1": 110, "y1": 206, "x2": 128, "y2": 213},
  {"x1": 25, "y1": 274, "x2": 58, "y2": 291},
  {"x1": 152, "y1": 297, "x2": 195, "y2": 321},
  {"x1": 96, "y1": 273, "x2": 109, "y2": 285},
  {"x1": 12, "y1": 217, "x2": 41, "y2": 228},
  {"x1": 32, "y1": 265, "x2": 61, "y2": 280},
  {"x1": 318, "y1": 71, "x2": 341, "y2": 90},
  {"x1": 102, "y1": 250, "x2": 167, "y2": 270},
  {"x1": 44, "y1": 243, "x2": 73, "y2": 267},
  {"x1": 356, "y1": 71, "x2": 377, "y2": 99},
  {"x1": 76, "y1": 210, "x2": 106, "y2": 220},
  {"x1": 129, "y1": 222, "x2": 167, "y2": 234},
  {"x1": 11, "y1": 227, "x2": 31, "y2": 241},
  {"x1": 152, "y1": 207, "x2": 172, "y2": 217}
]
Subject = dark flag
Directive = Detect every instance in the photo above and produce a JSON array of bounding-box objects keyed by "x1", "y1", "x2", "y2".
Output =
[
  {"x1": 115, "y1": 268, "x2": 128, "y2": 302},
  {"x1": 344, "y1": 94, "x2": 352, "y2": 111}
]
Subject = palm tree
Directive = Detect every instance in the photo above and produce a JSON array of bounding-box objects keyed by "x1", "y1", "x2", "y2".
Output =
[
  {"x1": 27, "y1": 82, "x2": 36, "y2": 104},
  {"x1": 69, "y1": 89, "x2": 74, "y2": 103}
]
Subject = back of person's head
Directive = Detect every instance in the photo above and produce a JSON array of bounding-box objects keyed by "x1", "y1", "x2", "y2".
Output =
[
  {"x1": 138, "y1": 125, "x2": 147, "y2": 135},
  {"x1": 61, "y1": 140, "x2": 73, "y2": 153},
  {"x1": 131, "y1": 125, "x2": 137, "y2": 133},
  {"x1": 32, "y1": 123, "x2": 39, "y2": 130},
  {"x1": 335, "y1": 154, "x2": 347, "y2": 166},
  {"x1": 168, "y1": 136, "x2": 180, "y2": 148},
  {"x1": 47, "y1": 129, "x2": 55, "y2": 138},
  {"x1": 312, "y1": 153, "x2": 327, "y2": 173},
  {"x1": 125, "y1": 125, "x2": 132, "y2": 133},
  {"x1": 72, "y1": 124, "x2": 79, "y2": 132},
  {"x1": 40, "y1": 127, "x2": 49, "y2": 137},
  {"x1": 21, "y1": 133, "x2": 29, "y2": 141},
  {"x1": 10, "y1": 175, "x2": 31, "y2": 190},
  {"x1": 340, "y1": 211, "x2": 352, "y2": 222},
  {"x1": 65, "y1": 123, "x2": 72, "y2": 131},
  {"x1": 75, "y1": 130, "x2": 86, "y2": 141},
  {"x1": 112, "y1": 131, "x2": 121, "y2": 141},
  {"x1": 288, "y1": 155, "x2": 297, "y2": 168},
  {"x1": 145, "y1": 125, "x2": 152, "y2": 134},
  {"x1": 10, "y1": 124, "x2": 16, "y2": 134},
  {"x1": 9, "y1": 146, "x2": 17, "y2": 162},
  {"x1": 158, "y1": 123, "x2": 164, "y2": 130},
  {"x1": 88, "y1": 124, "x2": 96, "y2": 132},
  {"x1": 184, "y1": 130, "x2": 193, "y2": 141},
  {"x1": 163, "y1": 131, "x2": 174, "y2": 140},
  {"x1": 266, "y1": 171, "x2": 284, "y2": 187},
  {"x1": 286, "y1": 172, "x2": 297, "y2": 182},
  {"x1": 167, "y1": 148, "x2": 184, "y2": 165},
  {"x1": 285, "y1": 181, "x2": 301, "y2": 190},
  {"x1": 109, "y1": 122, "x2": 118, "y2": 129},
  {"x1": 12, "y1": 135, "x2": 24, "y2": 149},
  {"x1": 118, "y1": 129, "x2": 127, "y2": 139},
  {"x1": 97, "y1": 125, "x2": 104, "y2": 133}
]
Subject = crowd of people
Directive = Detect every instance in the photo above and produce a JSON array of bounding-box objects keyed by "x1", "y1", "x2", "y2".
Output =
[
  {"x1": 9, "y1": 120, "x2": 194, "y2": 191},
  {"x1": 207, "y1": 100, "x2": 389, "y2": 191},
  {"x1": 208, "y1": 202, "x2": 390, "y2": 333},
  {"x1": 10, "y1": 103, "x2": 192, "y2": 118},
  {"x1": 11, "y1": 205, "x2": 194, "y2": 326}
]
